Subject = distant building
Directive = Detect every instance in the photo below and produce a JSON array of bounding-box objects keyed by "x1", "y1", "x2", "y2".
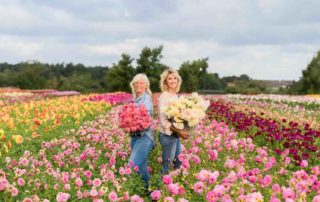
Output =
[{"x1": 261, "y1": 80, "x2": 294, "y2": 90}]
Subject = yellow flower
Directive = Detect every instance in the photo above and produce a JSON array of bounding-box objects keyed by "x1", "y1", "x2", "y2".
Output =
[
  {"x1": 3, "y1": 145, "x2": 8, "y2": 153},
  {"x1": 0, "y1": 129, "x2": 5, "y2": 141},
  {"x1": 12, "y1": 135, "x2": 24, "y2": 144}
]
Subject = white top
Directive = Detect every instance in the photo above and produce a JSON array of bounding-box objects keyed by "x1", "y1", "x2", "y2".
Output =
[{"x1": 158, "y1": 91, "x2": 179, "y2": 135}]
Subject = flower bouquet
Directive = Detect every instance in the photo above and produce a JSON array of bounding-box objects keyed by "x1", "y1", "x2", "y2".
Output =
[
  {"x1": 119, "y1": 103, "x2": 152, "y2": 133},
  {"x1": 162, "y1": 93, "x2": 210, "y2": 132}
]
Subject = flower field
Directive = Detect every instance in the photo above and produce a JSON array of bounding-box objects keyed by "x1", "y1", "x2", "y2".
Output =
[{"x1": 0, "y1": 93, "x2": 320, "y2": 201}]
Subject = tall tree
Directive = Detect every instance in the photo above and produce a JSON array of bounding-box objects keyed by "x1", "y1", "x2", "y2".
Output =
[
  {"x1": 136, "y1": 46, "x2": 167, "y2": 92},
  {"x1": 106, "y1": 54, "x2": 135, "y2": 92},
  {"x1": 300, "y1": 51, "x2": 320, "y2": 93},
  {"x1": 14, "y1": 62, "x2": 50, "y2": 89},
  {"x1": 179, "y1": 58, "x2": 208, "y2": 92}
]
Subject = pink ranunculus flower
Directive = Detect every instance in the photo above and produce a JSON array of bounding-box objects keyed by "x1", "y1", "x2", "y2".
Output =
[
  {"x1": 260, "y1": 175, "x2": 272, "y2": 188},
  {"x1": 300, "y1": 160, "x2": 308, "y2": 168},
  {"x1": 18, "y1": 178, "x2": 25, "y2": 186},
  {"x1": 163, "y1": 196, "x2": 175, "y2": 202},
  {"x1": 193, "y1": 181, "x2": 205, "y2": 194},
  {"x1": 77, "y1": 191, "x2": 83, "y2": 199},
  {"x1": 90, "y1": 189, "x2": 98, "y2": 197},
  {"x1": 151, "y1": 190, "x2": 161, "y2": 201},
  {"x1": 282, "y1": 188, "x2": 295, "y2": 200},
  {"x1": 56, "y1": 192, "x2": 70, "y2": 202},
  {"x1": 22, "y1": 198, "x2": 33, "y2": 202},
  {"x1": 93, "y1": 178, "x2": 102, "y2": 187},
  {"x1": 11, "y1": 187, "x2": 18, "y2": 196},
  {"x1": 130, "y1": 194, "x2": 144, "y2": 202},
  {"x1": 206, "y1": 190, "x2": 217, "y2": 202},
  {"x1": 313, "y1": 195, "x2": 320, "y2": 202},
  {"x1": 272, "y1": 183, "x2": 281, "y2": 193},
  {"x1": 168, "y1": 183, "x2": 180, "y2": 195},
  {"x1": 84, "y1": 170, "x2": 92, "y2": 178},
  {"x1": 162, "y1": 175, "x2": 172, "y2": 185},
  {"x1": 75, "y1": 178, "x2": 83, "y2": 187},
  {"x1": 109, "y1": 191, "x2": 118, "y2": 202},
  {"x1": 119, "y1": 103, "x2": 152, "y2": 133}
]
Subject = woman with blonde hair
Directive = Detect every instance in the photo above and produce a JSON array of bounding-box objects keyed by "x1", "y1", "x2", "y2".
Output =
[
  {"x1": 158, "y1": 69, "x2": 188, "y2": 174},
  {"x1": 128, "y1": 73, "x2": 154, "y2": 191}
]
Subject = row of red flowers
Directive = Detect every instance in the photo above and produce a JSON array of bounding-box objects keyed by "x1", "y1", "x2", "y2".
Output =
[{"x1": 208, "y1": 101, "x2": 320, "y2": 167}]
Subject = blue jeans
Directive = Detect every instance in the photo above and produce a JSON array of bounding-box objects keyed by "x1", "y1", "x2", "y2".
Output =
[
  {"x1": 129, "y1": 134, "x2": 154, "y2": 187},
  {"x1": 158, "y1": 132, "x2": 182, "y2": 174}
]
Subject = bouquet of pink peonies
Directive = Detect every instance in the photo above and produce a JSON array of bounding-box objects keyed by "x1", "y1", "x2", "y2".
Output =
[{"x1": 119, "y1": 103, "x2": 152, "y2": 133}]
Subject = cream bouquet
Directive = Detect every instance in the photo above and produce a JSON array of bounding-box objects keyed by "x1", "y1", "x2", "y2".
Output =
[{"x1": 162, "y1": 93, "x2": 210, "y2": 130}]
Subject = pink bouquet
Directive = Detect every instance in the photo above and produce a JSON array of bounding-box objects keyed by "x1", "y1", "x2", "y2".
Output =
[{"x1": 119, "y1": 103, "x2": 152, "y2": 133}]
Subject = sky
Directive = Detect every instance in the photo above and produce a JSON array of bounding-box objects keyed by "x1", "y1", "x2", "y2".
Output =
[{"x1": 0, "y1": 0, "x2": 319, "y2": 80}]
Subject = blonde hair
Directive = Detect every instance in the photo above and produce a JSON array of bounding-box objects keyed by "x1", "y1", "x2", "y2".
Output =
[
  {"x1": 160, "y1": 69, "x2": 182, "y2": 93},
  {"x1": 130, "y1": 73, "x2": 152, "y2": 99}
]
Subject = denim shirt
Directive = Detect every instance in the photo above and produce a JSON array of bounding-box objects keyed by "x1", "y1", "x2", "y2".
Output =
[{"x1": 134, "y1": 92, "x2": 155, "y2": 143}]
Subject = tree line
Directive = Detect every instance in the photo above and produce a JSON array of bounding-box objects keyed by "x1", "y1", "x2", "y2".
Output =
[{"x1": 0, "y1": 46, "x2": 318, "y2": 94}]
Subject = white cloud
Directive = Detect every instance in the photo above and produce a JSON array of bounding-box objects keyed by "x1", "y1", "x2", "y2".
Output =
[
  {"x1": 0, "y1": 0, "x2": 319, "y2": 80},
  {"x1": 0, "y1": 35, "x2": 42, "y2": 57}
]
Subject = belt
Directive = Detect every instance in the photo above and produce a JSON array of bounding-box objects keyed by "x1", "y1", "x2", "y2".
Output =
[{"x1": 130, "y1": 132, "x2": 143, "y2": 138}]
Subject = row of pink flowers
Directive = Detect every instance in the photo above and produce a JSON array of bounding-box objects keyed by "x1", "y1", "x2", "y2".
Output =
[{"x1": 0, "y1": 104, "x2": 319, "y2": 201}]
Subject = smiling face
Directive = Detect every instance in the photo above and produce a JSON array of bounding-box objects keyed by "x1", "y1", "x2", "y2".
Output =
[
  {"x1": 133, "y1": 79, "x2": 147, "y2": 97},
  {"x1": 165, "y1": 73, "x2": 178, "y2": 92}
]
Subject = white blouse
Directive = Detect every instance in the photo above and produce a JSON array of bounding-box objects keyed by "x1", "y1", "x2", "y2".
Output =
[{"x1": 158, "y1": 91, "x2": 179, "y2": 135}]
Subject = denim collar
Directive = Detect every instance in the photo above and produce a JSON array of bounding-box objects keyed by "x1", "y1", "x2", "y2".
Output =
[{"x1": 135, "y1": 92, "x2": 147, "y2": 103}]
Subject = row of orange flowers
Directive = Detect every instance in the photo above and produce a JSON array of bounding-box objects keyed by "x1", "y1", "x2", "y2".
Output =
[{"x1": 0, "y1": 93, "x2": 133, "y2": 157}]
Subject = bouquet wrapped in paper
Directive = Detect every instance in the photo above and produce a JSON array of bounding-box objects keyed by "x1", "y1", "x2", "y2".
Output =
[
  {"x1": 162, "y1": 93, "x2": 210, "y2": 130},
  {"x1": 119, "y1": 103, "x2": 152, "y2": 133}
]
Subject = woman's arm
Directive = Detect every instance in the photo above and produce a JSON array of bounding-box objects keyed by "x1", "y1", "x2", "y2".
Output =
[
  {"x1": 158, "y1": 94, "x2": 173, "y2": 134},
  {"x1": 170, "y1": 125, "x2": 189, "y2": 139}
]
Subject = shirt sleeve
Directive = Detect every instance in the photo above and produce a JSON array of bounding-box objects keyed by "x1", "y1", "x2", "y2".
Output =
[
  {"x1": 136, "y1": 94, "x2": 153, "y2": 117},
  {"x1": 158, "y1": 93, "x2": 172, "y2": 135}
]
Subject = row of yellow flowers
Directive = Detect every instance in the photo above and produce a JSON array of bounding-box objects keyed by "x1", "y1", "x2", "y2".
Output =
[{"x1": 0, "y1": 95, "x2": 111, "y2": 157}]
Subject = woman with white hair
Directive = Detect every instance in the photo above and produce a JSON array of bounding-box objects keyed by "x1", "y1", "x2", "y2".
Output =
[
  {"x1": 158, "y1": 69, "x2": 188, "y2": 175},
  {"x1": 128, "y1": 73, "x2": 154, "y2": 191}
]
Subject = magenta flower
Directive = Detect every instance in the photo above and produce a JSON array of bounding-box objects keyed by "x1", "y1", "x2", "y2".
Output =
[
  {"x1": 168, "y1": 183, "x2": 180, "y2": 195},
  {"x1": 162, "y1": 175, "x2": 172, "y2": 185},
  {"x1": 84, "y1": 170, "x2": 92, "y2": 178},
  {"x1": 151, "y1": 190, "x2": 161, "y2": 201},
  {"x1": 282, "y1": 188, "x2": 295, "y2": 200},
  {"x1": 260, "y1": 175, "x2": 272, "y2": 188},
  {"x1": 108, "y1": 191, "x2": 118, "y2": 202},
  {"x1": 206, "y1": 190, "x2": 217, "y2": 202}
]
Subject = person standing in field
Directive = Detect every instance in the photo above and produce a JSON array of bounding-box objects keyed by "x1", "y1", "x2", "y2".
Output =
[{"x1": 158, "y1": 69, "x2": 188, "y2": 175}]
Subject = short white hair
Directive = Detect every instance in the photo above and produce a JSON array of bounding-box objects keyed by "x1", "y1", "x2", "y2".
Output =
[{"x1": 130, "y1": 73, "x2": 152, "y2": 99}]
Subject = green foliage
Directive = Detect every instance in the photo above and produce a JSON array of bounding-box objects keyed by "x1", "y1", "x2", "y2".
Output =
[
  {"x1": 199, "y1": 73, "x2": 223, "y2": 90},
  {"x1": 136, "y1": 46, "x2": 168, "y2": 92},
  {"x1": 300, "y1": 51, "x2": 320, "y2": 94},
  {"x1": 225, "y1": 79, "x2": 268, "y2": 94},
  {"x1": 179, "y1": 58, "x2": 208, "y2": 92},
  {"x1": 106, "y1": 54, "x2": 136, "y2": 92}
]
